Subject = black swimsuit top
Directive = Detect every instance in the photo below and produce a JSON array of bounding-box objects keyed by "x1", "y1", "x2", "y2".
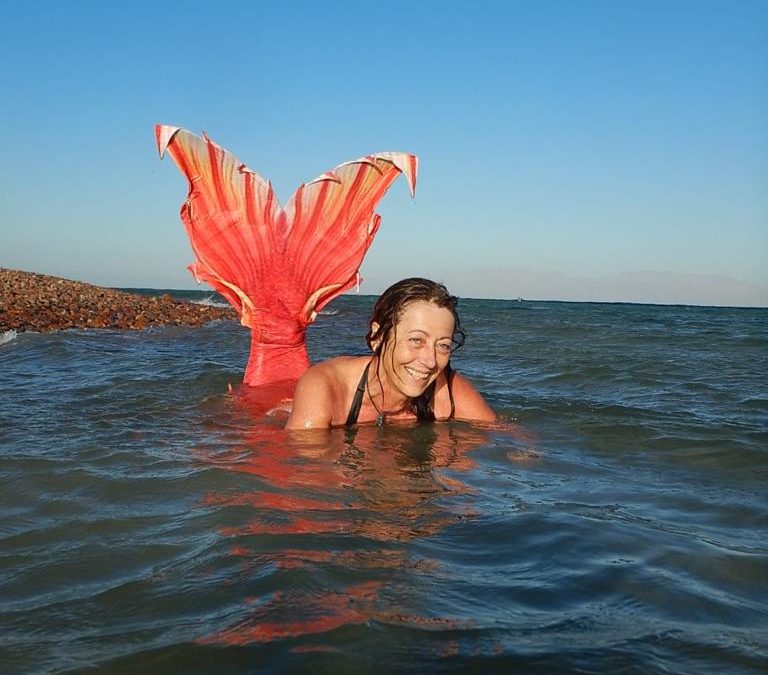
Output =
[{"x1": 344, "y1": 360, "x2": 456, "y2": 426}]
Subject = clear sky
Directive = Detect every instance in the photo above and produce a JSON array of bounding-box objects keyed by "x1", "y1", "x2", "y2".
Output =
[{"x1": 1, "y1": 0, "x2": 766, "y2": 306}]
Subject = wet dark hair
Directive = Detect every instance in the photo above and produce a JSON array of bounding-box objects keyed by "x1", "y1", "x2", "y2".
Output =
[{"x1": 365, "y1": 277, "x2": 465, "y2": 354}]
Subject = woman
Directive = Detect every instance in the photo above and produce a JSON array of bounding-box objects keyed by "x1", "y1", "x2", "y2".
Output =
[{"x1": 286, "y1": 278, "x2": 496, "y2": 429}]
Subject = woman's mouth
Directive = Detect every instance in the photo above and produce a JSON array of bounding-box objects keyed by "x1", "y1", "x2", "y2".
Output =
[{"x1": 405, "y1": 366, "x2": 431, "y2": 382}]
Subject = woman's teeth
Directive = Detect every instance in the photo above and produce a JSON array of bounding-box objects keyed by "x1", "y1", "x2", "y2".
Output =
[{"x1": 405, "y1": 367, "x2": 429, "y2": 381}]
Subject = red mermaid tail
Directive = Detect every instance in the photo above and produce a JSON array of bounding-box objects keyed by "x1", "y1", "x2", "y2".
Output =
[{"x1": 155, "y1": 125, "x2": 417, "y2": 387}]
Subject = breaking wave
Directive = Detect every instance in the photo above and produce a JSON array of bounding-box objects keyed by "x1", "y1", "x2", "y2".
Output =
[{"x1": 0, "y1": 330, "x2": 18, "y2": 346}]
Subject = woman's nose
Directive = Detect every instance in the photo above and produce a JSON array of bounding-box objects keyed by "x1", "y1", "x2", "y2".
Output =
[{"x1": 420, "y1": 345, "x2": 437, "y2": 368}]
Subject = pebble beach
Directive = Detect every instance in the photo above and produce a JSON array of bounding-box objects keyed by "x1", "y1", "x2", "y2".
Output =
[{"x1": 0, "y1": 268, "x2": 235, "y2": 333}]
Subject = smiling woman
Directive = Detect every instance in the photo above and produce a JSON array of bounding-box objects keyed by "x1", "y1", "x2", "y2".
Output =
[{"x1": 286, "y1": 278, "x2": 496, "y2": 429}]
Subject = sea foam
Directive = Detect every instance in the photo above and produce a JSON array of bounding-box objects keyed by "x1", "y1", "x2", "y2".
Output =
[
  {"x1": 0, "y1": 330, "x2": 17, "y2": 346},
  {"x1": 193, "y1": 294, "x2": 230, "y2": 309}
]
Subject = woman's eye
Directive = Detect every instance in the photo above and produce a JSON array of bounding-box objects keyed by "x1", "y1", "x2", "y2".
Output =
[
  {"x1": 436, "y1": 342, "x2": 452, "y2": 354},
  {"x1": 409, "y1": 337, "x2": 424, "y2": 346}
]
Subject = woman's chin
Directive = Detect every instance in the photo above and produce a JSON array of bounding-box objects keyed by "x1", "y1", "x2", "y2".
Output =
[{"x1": 400, "y1": 372, "x2": 435, "y2": 396}]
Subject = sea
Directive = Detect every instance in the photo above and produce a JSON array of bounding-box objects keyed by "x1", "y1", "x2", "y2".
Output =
[{"x1": 1, "y1": 292, "x2": 766, "y2": 675}]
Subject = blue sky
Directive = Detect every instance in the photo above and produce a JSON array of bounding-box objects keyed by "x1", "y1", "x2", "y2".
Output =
[{"x1": 1, "y1": 0, "x2": 766, "y2": 306}]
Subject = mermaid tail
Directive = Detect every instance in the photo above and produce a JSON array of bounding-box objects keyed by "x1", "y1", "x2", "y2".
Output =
[{"x1": 155, "y1": 125, "x2": 417, "y2": 386}]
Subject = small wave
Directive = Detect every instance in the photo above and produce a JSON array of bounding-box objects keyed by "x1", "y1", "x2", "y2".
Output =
[
  {"x1": 193, "y1": 294, "x2": 230, "y2": 309},
  {"x1": 1, "y1": 330, "x2": 18, "y2": 346}
]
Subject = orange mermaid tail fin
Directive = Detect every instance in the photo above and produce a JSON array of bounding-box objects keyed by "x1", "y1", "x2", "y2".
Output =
[{"x1": 155, "y1": 125, "x2": 417, "y2": 386}]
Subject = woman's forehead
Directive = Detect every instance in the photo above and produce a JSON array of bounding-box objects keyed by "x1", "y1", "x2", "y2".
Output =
[{"x1": 396, "y1": 300, "x2": 455, "y2": 333}]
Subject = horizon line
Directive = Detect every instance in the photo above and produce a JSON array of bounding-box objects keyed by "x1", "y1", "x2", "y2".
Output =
[{"x1": 116, "y1": 285, "x2": 768, "y2": 311}]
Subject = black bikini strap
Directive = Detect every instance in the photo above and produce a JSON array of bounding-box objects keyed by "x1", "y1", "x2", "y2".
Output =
[
  {"x1": 345, "y1": 361, "x2": 370, "y2": 427},
  {"x1": 413, "y1": 361, "x2": 455, "y2": 422}
]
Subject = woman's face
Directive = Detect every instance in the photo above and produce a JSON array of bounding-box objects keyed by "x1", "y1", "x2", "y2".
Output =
[{"x1": 375, "y1": 300, "x2": 455, "y2": 399}]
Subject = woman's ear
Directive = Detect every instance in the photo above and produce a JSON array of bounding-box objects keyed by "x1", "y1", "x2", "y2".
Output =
[{"x1": 369, "y1": 321, "x2": 382, "y2": 352}]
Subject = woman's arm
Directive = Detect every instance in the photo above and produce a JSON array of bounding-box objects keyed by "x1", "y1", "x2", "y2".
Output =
[
  {"x1": 450, "y1": 372, "x2": 497, "y2": 422},
  {"x1": 285, "y1": 367, "x2": 336, "y2": 429}
]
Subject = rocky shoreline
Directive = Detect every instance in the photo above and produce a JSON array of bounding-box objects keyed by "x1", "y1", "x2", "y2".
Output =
[{"x1": 0, "y1": 268, "x2": 236, "y2": 333}]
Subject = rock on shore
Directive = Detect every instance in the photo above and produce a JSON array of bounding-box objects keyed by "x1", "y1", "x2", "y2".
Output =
[{"x1": 0, "y1": 268, "x2": 236, "y2": 332}]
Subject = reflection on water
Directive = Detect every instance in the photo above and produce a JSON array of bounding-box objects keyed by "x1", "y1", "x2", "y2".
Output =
[{"x1": 191, "y1": 416, "x2": 532, "y2": 647}]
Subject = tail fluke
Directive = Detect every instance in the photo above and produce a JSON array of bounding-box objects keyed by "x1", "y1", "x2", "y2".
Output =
[{"x1": 156, "y1": 125, "x2": 417, "y2": 386}]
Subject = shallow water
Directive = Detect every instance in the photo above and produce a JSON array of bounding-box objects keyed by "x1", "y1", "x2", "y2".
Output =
[{"x1": 1, "y1": 295, "x2": 767, "y2": 674}]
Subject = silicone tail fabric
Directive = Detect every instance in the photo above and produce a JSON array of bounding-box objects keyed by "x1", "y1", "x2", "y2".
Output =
[{"x1": 156, "y1": 125, "x2": 417, "y2": 387}]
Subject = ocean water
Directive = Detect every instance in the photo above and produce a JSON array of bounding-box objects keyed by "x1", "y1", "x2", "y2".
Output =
[{"x1": 1, "y1": 294, "x2": 766, "y2": 674}]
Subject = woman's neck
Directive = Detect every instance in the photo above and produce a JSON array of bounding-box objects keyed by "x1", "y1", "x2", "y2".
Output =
[{"x1": 366, "y1": 356, "x2": 410, "y2": 418}]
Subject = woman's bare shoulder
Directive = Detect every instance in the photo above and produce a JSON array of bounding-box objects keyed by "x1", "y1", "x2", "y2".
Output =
[
  {"x1": 449, "y1": 370, "x2": 497, "y2": 422},
  {"x1": 301, "y1": 355, "x2": 367, "y2": 382},
  {"x1": 286, "y1": 356, "x2": 369, "y2": 429}
]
